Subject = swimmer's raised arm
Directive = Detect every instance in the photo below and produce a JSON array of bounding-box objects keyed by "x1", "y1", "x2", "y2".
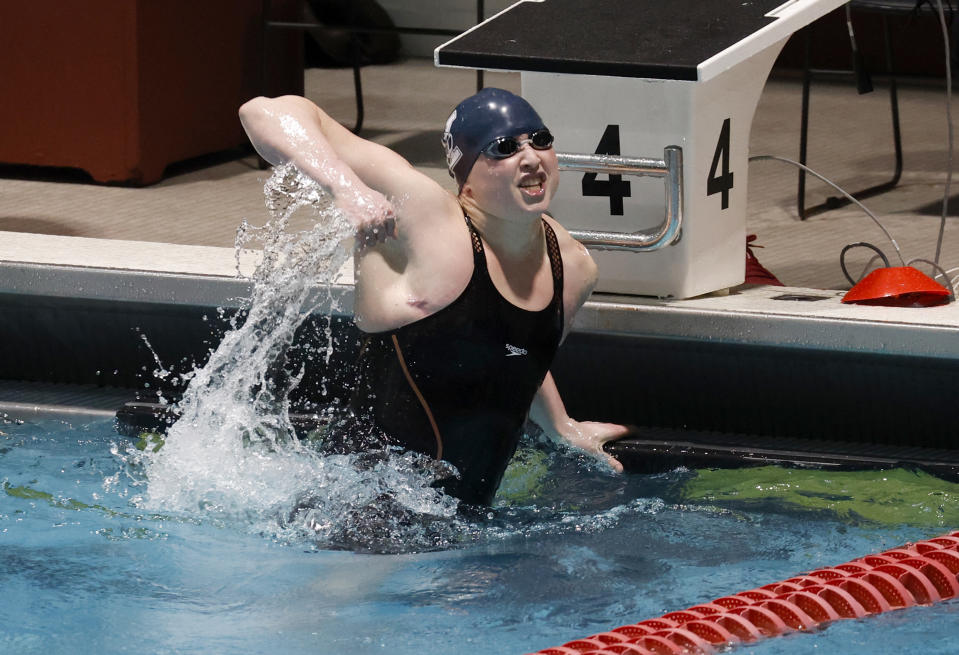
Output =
[
  {"x1": 240, "y1": 95, "x2": 469, "y2": 332},
  {"x1": 238, "y1": 96, "x2": 454, "y2": 241}
]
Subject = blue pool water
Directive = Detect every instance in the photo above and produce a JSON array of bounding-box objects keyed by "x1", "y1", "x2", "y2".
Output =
[{"x1": 2, "y1": 412, "x2": 959, "y2": 655}]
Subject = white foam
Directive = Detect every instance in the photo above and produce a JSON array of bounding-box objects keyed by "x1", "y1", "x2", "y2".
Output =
[{"x1": 121, "y1": 165, "x2": 461, "y2": 551}]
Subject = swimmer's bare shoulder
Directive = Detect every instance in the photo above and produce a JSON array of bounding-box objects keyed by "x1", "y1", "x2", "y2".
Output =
[
  {"x1": 323, "y1": 120, "x2": 470, "y2": 332},
  {"x1": 295, "y1": 105, "x2": 471, "y2": 333},
  {"x1": 542, "y1": 215, "x2": 599, "y2": 336},
  {"x1": 241, "y1": 96, "x2": 471, "y2": 330},
  {"x1": 353, "y1": 201, "x2": 473, "y2": 333}
]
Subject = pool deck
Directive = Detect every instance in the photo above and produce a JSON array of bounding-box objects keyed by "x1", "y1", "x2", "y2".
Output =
[
  {"x1": 2, "y1": 59, "x2": 956, "y2": 290},
  {"x1": 2, "y1": 59, "x2": 958, "y2": 341},
  {"x1": 2, "y1": 229, "x2": 958, "y2": 359}
]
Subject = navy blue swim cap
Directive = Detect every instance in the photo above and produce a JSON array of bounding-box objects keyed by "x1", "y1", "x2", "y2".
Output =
[{"x1": 442, "y1": 87, "x2": 547, "y2": 189}]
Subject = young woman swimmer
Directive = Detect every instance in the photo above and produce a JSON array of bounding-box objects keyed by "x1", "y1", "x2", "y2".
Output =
[{"x1": 239, "y1": 88, "x2": 630, "y2": 506}]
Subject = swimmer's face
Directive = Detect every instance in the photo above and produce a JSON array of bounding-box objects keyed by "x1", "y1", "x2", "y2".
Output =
[{"x1": 461, "y1": 131, "x2": 559, "y2": 218}]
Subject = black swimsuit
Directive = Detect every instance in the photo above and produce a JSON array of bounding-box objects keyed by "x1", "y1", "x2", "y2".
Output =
[{"x1": 337, "y1": 216, "x2": 565, "y2": 506}]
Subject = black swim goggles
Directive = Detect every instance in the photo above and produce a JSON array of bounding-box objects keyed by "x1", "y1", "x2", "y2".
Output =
[{"x1": 481, "y1": 128, "x2": 554, "y2": 159}]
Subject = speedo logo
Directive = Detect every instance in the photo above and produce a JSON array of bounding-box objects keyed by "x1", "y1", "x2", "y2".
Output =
[{"x1": 505, "y1": 344, "x2": 527, "y2": 357}]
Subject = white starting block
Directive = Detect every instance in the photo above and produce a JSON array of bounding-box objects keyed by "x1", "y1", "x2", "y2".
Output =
[{"x1": 436, "y1": 0, "x2": 845, "y2": 298}]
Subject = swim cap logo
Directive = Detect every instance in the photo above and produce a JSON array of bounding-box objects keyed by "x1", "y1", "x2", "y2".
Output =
[
  {"x1": 505, "y1": 344, "x2": 527, "y2": 357},
  {"x1": 442, "y1": 110, "x2": 462, "y2": 172}
]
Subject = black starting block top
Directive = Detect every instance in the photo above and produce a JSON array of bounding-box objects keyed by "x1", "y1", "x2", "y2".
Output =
[{"x1": 436, "y1": 0, "x2": 789, "y2": 81}]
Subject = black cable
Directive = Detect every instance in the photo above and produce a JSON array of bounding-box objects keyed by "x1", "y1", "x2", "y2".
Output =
[
  {"x1": 934, "y1": 0, "x2": 954, "y2": 266},
  {"x1": 749, "y1": 155, "x2": 906, "y2": 265},
  {"x1": 840, "y1": 242, "x2": 890, "y2": 286},
  {"x1": 908, "y1": 257, "x2": 957, "y2": 299}
]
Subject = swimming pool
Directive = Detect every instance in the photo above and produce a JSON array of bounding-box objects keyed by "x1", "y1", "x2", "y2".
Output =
[
  {"x1": 4, "y1": 164, "x2": 959, "y2": 655},
  {"x1": 3, "y1": 409, "x2": 958, "y2": 655}
]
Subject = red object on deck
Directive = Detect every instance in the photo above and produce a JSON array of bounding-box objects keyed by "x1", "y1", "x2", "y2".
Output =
[
  {"x1": 841, "y1": 267, "x2": 950, "y2": 307},
  {"x1": 744, "y1": 235, "x2": 784, "y2": 286},
  {"x1": 527, "y1": 531, "x2": 959, "y2": 655}
]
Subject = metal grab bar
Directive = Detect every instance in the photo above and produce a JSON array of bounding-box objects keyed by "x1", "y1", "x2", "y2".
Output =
[{"x1": 558, "y1": 146, "x2": 683, "y2": 252}]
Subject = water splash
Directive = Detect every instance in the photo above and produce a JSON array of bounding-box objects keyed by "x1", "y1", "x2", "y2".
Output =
[
  {"x1": 120, "y1": 164, "x2": 464, "y2": 553},
  {"x1": 113, "y1": 164, "x2": 660, "y2": 553}
]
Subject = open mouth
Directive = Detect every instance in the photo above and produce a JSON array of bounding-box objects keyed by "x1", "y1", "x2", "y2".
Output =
[{"x1": 518, "y1": 177, "x2": 546, "y2": 197}]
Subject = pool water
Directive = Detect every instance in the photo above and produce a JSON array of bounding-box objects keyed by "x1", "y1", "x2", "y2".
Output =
[{"x1": 3, "y1": 412, "x2": 959, "y2": 655}]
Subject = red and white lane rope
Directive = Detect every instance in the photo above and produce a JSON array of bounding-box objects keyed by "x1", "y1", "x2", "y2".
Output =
[{"x1": 529, "y1": 531, "x2": 959, "y2": 655}]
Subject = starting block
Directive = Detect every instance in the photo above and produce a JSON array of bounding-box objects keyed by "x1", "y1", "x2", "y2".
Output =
[{"x1": 436, "y1": 0, "x2": 845, "y2": 298}]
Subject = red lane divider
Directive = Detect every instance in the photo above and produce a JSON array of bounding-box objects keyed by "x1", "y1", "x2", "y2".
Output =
[{"x1": 532, "y1": 531, "x2": 959, "y2": 655}]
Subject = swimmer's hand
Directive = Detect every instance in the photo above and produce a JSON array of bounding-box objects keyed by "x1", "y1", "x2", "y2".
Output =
[
  {"x1": 338, "y1": 186, "x2": 397, "y2": 249},
  {"x1": 552, "y1": 420, "x2": 631, "y2": 473}
]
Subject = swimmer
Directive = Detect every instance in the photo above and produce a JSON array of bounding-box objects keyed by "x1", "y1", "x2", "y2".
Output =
[{"x1": 239, "y1": 88, "x2": 631, "y2": 506}]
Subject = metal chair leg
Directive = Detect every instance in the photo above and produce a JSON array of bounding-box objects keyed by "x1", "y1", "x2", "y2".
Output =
[
  {"x1": 350, "y1": 33, "x2": 365, "y2": 134},
  {"x1": 798, "y1": 29, "x2": 812, "y2": 219},
  {"x1": 798, "y1": 11, "x2": 904, "y2": 220},
  {"x1": 476, "y1": 0, "x2": 485, "y2": 92},
  {"x1": 349, "y1": 0, "x2": 484, "y2": 133},
  {"x1": 264, "y1": 0, "x2": 488, "y2": 137}
]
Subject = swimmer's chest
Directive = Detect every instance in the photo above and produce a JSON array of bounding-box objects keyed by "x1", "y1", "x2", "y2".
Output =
[{"x1": 393, "y1": 289, "x2": 560, "y2": 400}]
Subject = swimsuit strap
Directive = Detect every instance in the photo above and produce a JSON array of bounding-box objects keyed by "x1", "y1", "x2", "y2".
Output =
[
  {"x1": 463, "y1": 214, "x2": 488, "y2": 272},
  {"x1": 542, "y1": 220, "x2": 564, "y2": 310}
]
